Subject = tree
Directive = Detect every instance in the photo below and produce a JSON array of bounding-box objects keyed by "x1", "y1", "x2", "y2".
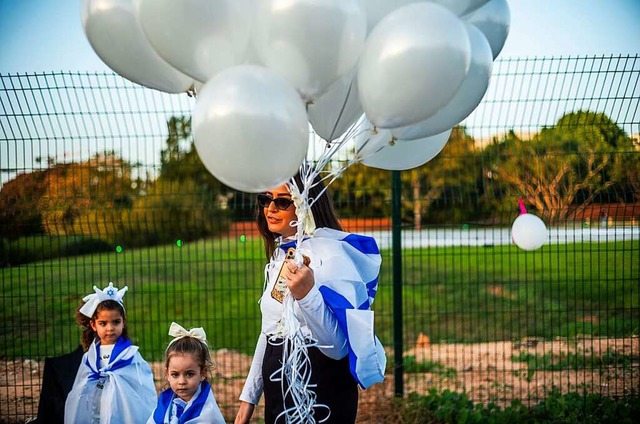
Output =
[
  {"x1": 487, "y1": 111, "x2": 623, "y2": 223},
  {"x1": 402, "y1": 126, "x2": 480, "y2": 228},
  {"x1": 329, "y1": 161, "x2": 390, "y2": 219},
  {"x1": 119, "y1": 115, "x2": 230, "y2": 246},
  {"x1": 37, "y1": 152, "x2": 135, "y2": 237},
  {"x1": 0, "y1": 169, "x2": 47, "y2": 239}
]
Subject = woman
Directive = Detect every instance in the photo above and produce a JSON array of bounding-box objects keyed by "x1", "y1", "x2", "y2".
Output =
[{"x1": 235, "y1": 173, "x2": 385, "y2": 424}]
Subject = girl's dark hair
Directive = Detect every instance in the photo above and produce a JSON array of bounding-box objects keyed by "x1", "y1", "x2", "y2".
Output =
[
  {"x1": 256, "y1": 172, "x2": 343, "y2": 259},
  {"x1": 164, "y1": 336, "x2": 215, "y2": 379},
  {"x1": 75, "y1": 300, "x2": 129, "y2": 351}
]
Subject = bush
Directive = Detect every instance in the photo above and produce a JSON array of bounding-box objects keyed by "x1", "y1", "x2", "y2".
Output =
[
  {"x1": 382, "y1": 388, "x2": 640, "y2": 423},
  {"x1": 1, "y1": 235, "x2": 112, "y2": 267}
]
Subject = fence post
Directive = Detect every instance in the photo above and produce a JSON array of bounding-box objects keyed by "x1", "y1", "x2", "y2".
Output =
[{"x1": 391, "y1": 170, "x2": 404, "y2": 397}]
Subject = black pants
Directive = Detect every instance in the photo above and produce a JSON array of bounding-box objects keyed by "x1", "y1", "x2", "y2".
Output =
[{"x1": 262, "y1": 339, "x2": 358, "y2": 424}]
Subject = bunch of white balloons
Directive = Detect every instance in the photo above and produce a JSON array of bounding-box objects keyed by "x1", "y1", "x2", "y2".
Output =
[{"x1": 82, "y1": 0, "x2": 511, "y2": 192}]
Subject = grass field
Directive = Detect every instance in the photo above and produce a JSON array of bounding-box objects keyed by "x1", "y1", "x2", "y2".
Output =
[{"x1": 1, "y1": 237, "x2": 637, "y2": 361}]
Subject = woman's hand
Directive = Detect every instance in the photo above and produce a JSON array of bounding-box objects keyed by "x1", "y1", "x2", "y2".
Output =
[
  {"x1": 235, "y1": 401, "x2": 255, "y2": 424},
  {"x1": 284, "y1": 258, "x2": 314, "y2": 300}
]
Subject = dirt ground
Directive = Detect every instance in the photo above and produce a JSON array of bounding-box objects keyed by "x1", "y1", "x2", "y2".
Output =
[{"x1": 1, "y1": 336, "x2": 638, "y2": 423}]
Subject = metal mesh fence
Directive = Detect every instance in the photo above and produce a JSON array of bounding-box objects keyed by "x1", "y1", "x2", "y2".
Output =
[{"x1": 1, "y1": 55, "x2": 639, "y2": 422}]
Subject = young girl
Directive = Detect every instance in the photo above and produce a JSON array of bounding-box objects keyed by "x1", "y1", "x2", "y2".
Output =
[
  {"x1": 64, "y1": 282, "x2": 157, "y2": 423},
  {"x1": 148, "y1": 322, "x2": 225, "y2": 423}
]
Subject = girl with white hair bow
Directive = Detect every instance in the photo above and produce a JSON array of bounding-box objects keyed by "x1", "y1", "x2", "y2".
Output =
[{"x1": 148, "y1": 322, "x2": 225, "y2": 424}]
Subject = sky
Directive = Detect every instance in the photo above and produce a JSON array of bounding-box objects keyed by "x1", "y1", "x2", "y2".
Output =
[{"x1": 0, "y1": 0, "x2": 639, "y2": 73}]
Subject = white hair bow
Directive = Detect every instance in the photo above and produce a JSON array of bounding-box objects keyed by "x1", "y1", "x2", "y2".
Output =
[
  {"x1": 168, "y1": 322, "x2": 207, "y2": 346},
  {"x1": 79, "y1": 282, "x2": 128, "y2": 318}
]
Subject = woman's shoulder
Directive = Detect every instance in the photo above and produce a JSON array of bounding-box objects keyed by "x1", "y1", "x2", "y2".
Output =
[{"x1": 311, "y1": 228, "x2": 380, "y2": 254}]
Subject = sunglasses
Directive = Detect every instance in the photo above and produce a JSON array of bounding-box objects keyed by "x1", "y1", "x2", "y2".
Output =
[{"x1": 257, "y1": 194, "x2": 294, "y2": 211}]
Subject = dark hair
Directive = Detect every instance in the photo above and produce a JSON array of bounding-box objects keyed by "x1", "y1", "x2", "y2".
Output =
[
  {"x1": 76, "y1": 300, "x2": 129, "y2": 351},
  {"x1": 256, "y1": 172, "x2": 342, "y2": 259},
  {"x1": 164, "y1": 336, "x2": 215, "y2": 379}
]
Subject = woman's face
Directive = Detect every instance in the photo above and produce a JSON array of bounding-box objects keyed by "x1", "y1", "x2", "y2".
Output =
[{"x1": 262, "y1": 184, "x2": 297, "y2": 238}]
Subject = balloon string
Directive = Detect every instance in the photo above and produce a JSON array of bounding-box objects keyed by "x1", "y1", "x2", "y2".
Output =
[
  {"x1": 518, "y1": 197, "x2": 527, "y2": 215},
  {"x1": 270, "y1": 294, "x2": 331, "y2": 423},
  {"x1": 328, "y1": 80, "x2": 355, "y2": 141}
]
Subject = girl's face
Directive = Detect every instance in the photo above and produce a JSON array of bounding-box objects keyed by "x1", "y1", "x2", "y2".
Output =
[
  {"x1": 90, "y1": 308, "x2": 125, "y2": 346},
  {"x1": 262, "y1": 184, "x2": 297, "y2": 238},
  {"x1": 166, "y1": 353, "x2": 205, "y2": 402}
]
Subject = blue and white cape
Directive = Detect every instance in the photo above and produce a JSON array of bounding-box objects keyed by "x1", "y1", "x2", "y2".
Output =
[
  {"x1": 64, "y1": 337, "x2": 156, "y2": 424},
  {"x1": 148, "y1": 380, "x2": 225, "y2": 424},
  {"x1": 280, "y1": 227, "x2": 386, "y2": 389}
]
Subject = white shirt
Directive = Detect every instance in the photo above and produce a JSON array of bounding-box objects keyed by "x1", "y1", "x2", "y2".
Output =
[{"x1": 98, "y1": 344, "x2": 114, "y2": 369}]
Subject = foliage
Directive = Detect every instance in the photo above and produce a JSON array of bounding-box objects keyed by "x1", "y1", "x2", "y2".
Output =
[
  {"x1": 404, "y1": 356, "x2": 457, "y2": 377},
  {"x1": 0, "y1": 169, "x2": 47, "y2": 239},
  {"x1": 382, "y1": 388, "x2": 640, "y2": 423},
  {"x1": 36, "y1": 152, "x2": 137, "y2": 237},
  {"x1": 483, "y1": 111, "x2": 635, "y2": 223},
  {"x1": 330, "y1": 161, "x2": 391, "y2": 218},
  {"x1": 511, "y1": 349, "x2": 640, "y2": 372},
  {"x1": 121, "y1": 177, "x2": 229, "y2": 246},
  {"x1": 159, "y1": 116, "x2": 247, "y2": 221},
  {"x1": 0, "y1": 235, "x2": 113, "y2": 267},
  {"x1": 330, "y1": 111, "x2": 637, "y2": 226},
  {"x1": 403, "y1": 126, "x2": 482, "y2": 228}
]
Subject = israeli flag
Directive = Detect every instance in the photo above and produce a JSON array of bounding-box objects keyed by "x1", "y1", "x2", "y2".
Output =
[{"x1": 280, "y1": 227, "x2": 386, "y2": 388}]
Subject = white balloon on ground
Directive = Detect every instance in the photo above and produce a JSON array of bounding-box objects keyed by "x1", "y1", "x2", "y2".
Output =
[
  {"x1": 511, "y1": 213, "x2": 548, "y2": 251},
  {"x1": 361, "y1": 129, "x2": 452, "y2": 170},
  {"x1": 81, "y1": 0, "x2": 193, "y2": 93},
  {"x1": 135, "y1": 0, "x2": 252, "y2": 83},
  {"x1": 308, "y1": 69, "x2": 363, "y2": 142},
  {"x1": 391, "y1": 23, "x2": 493, "y2": 140},
  {"x1": 254, "y1": 0, "x2": 366, "y2": 101},
  {"x1": 358, "y1": 2, "x2": 471, "y2": 129},
  {"x1": 192, "y1": 65, "x2": 309, "y2": 193},
  {"x1": 462, "y1": 0, "x2": 511, "y2": 59}
]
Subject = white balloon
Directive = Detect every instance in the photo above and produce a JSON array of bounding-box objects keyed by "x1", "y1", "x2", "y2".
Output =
[
  {"x1": 81, "y1": 0, "x2": 193, "y2": 93},
  {"x1": 254, "y1": 0, "x2": 366, "y2": 101},
  {"x1": 511, "y1": 213, "x2": 548, "y2": 251},
  {"x1": 363, "y1": 0, "x2": 488, "y2": 35},
  {"x1": 363, "y1": 0, "x2": 411, "y2": 34},
  {"x1": 135, "y1": 0, "x2": 252, "y2": 83},
  {"x1": 361, "y1": 129, "x2": 452, "y2": 170},
  {"x1": 462, "y1": 0, "x2": 511, "y2": 59},
  {"x1": 430, "y1": 0, "x2": 490, "y2": 16},
  {"x1": 308, "y1": 69, "x2": 363, "y2": 142},
  {"x1": 358, "y1": 2, "x2": 471, "y2": 128},
  {"x1": 192, "y1": 65, "x2": 309, "y2": 193},
  {"x1": 391, "y1": 23, "x2": 493, "y2": 140}
]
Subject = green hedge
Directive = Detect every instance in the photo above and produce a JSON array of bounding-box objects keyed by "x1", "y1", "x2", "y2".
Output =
[
  {"x1": 386, "y1": 388, "x2": 640, "y2": 423},
  {"x1": 1, "y1": 236, "x2": 113, "y2": 267}
]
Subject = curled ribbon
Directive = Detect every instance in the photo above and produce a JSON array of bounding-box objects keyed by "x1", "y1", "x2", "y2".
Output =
[
  {"x1": 79, "y1": 282, "x2": 128, "y2": 318},
  {"x1": 167, "y1": 322, "x2": 207, "y2": 346}
]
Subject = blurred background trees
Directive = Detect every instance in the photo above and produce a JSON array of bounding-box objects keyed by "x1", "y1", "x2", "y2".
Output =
[{"x1": 2, "y1": 109, "x2": 637, "y2": 265}]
